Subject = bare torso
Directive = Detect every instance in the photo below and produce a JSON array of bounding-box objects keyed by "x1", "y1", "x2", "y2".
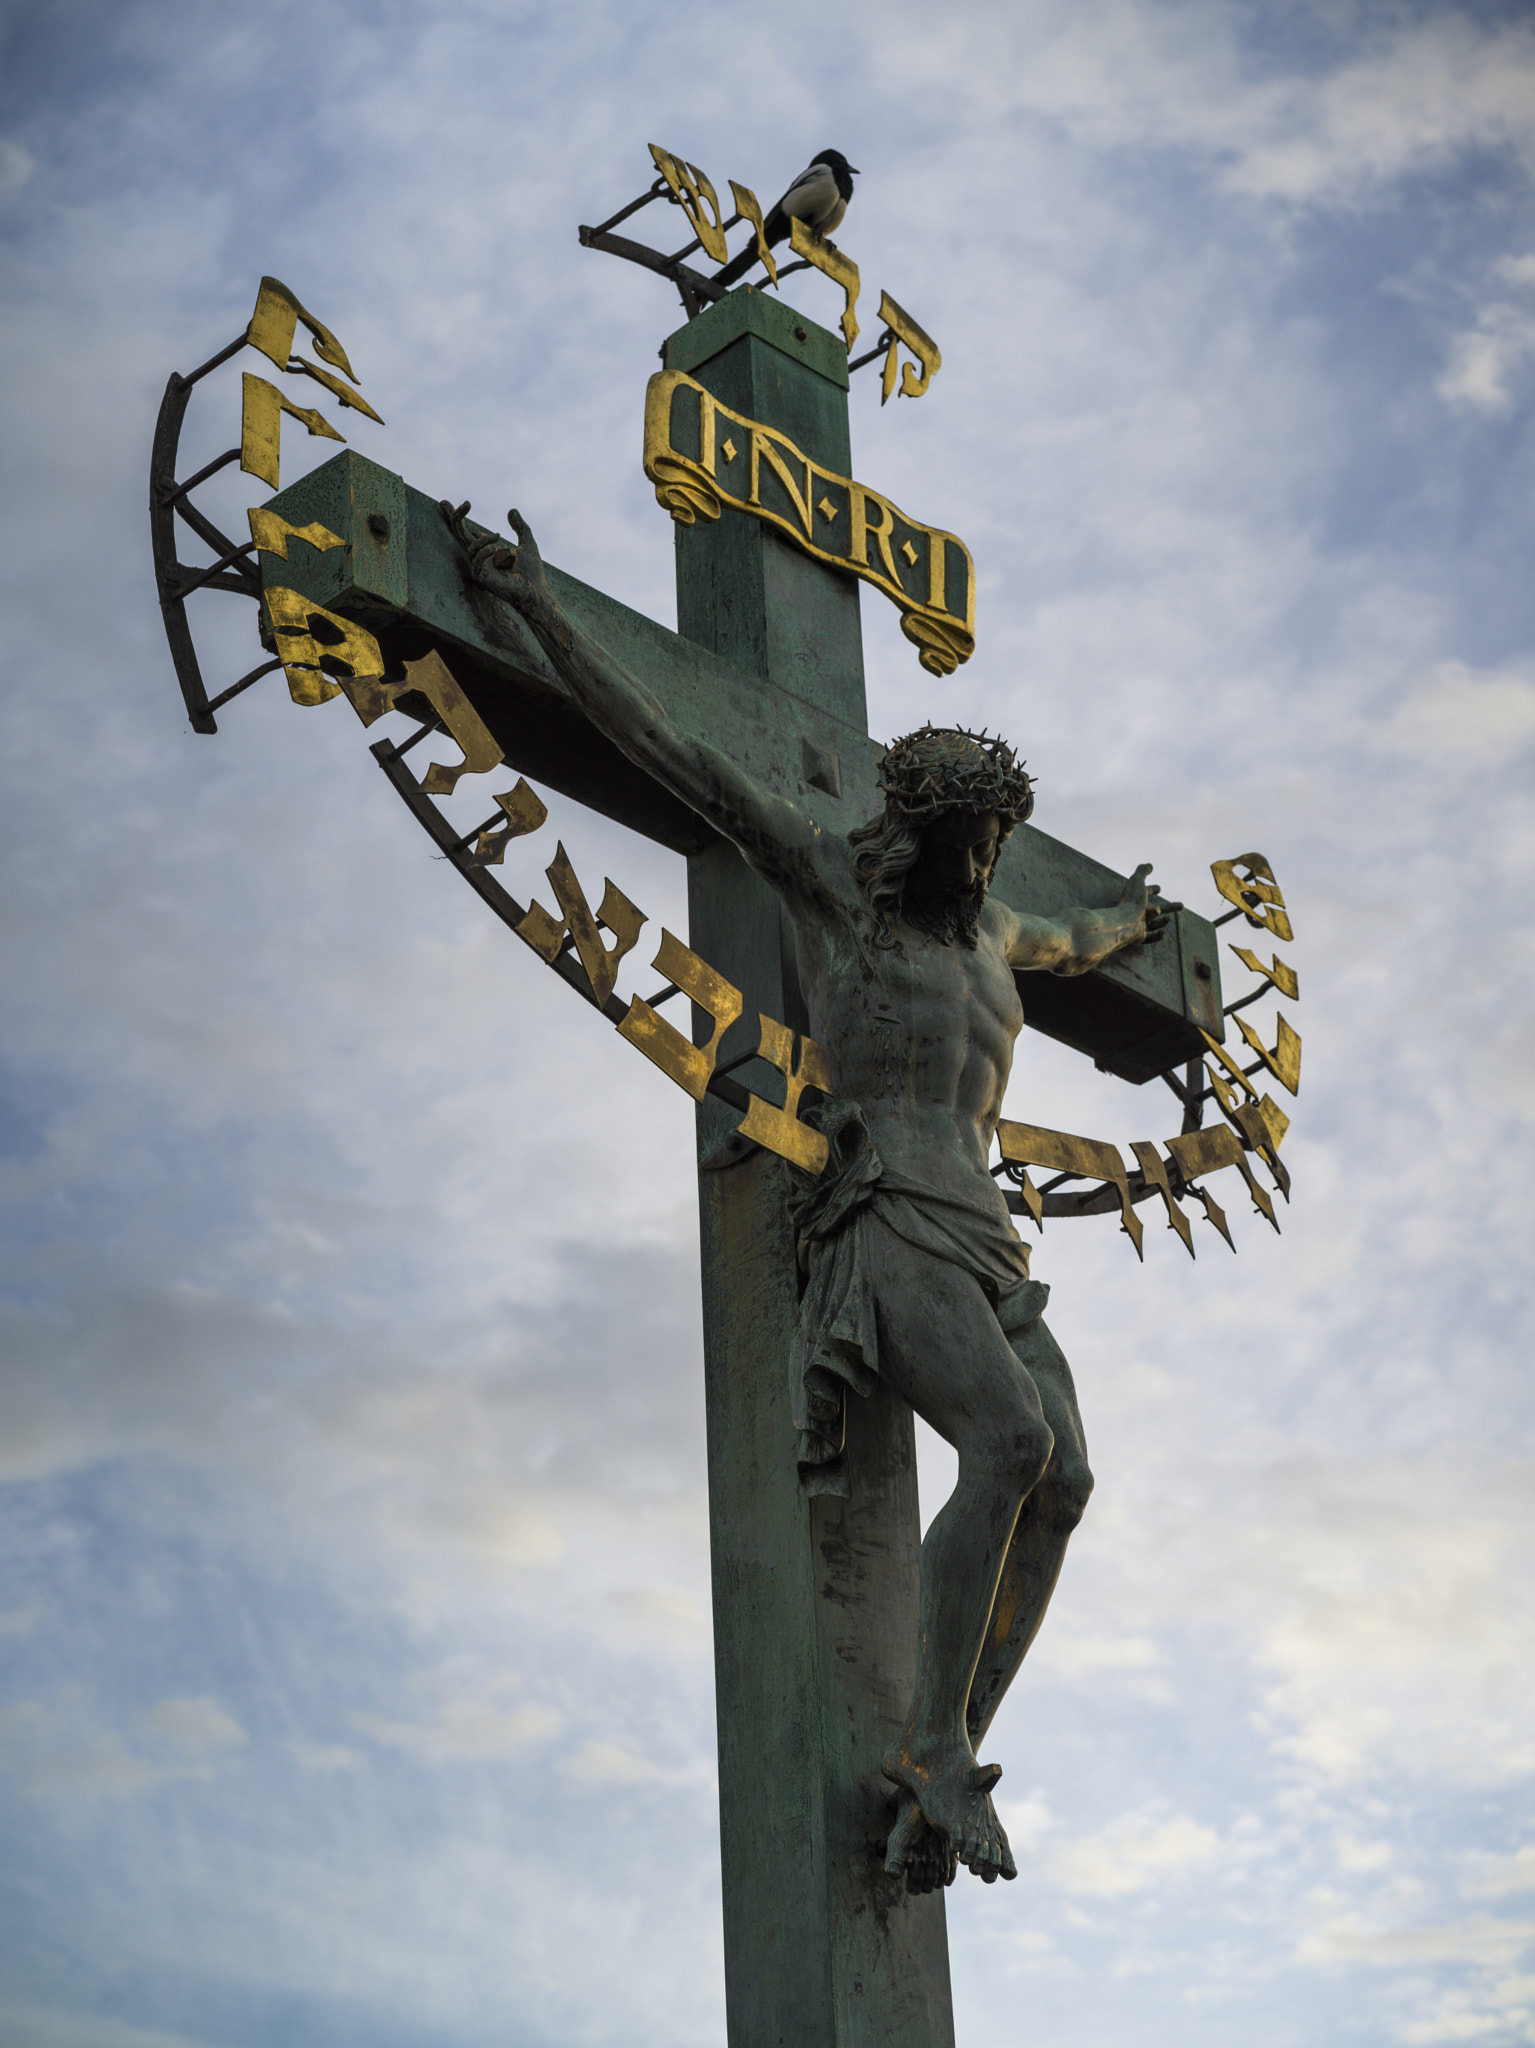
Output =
[{"x1": 790, "y1": 836, "x2": 1023, "y2": 1202}]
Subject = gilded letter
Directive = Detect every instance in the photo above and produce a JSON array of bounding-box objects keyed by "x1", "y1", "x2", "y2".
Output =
[
  {"x1": 247, "y1": 509, "x2": 345, "y2": 560},
  {"x1": 647, "y1": 144, "x2": 730, "y2": 264},
  {"x1": 1230, "y1": 1009, "x2": 1301, "y2": 1097},
  {"x1": 728, "y1": 181, "x2": 779, "y2": 288},
  {"x1": 247, "y1": 276, "x2": 361, "y2": 383},
  {"x1": 996, "y1": 1121, "x2": 1144, "y2": 1258},
  {"x1": 876, "y1": 290, "x2": 941, "y2": 404},
  {"x1": 618, "y1": 930, "x2": 743, "y2": 1099},
  {"x1": 282, "y1": 356, "x2": 384, "y2": 425},
  {"x1": 518, "y1": 847, "x2": 646, "y2": 1008},
  {"x1": 1229, "y1": 945, "x2": 1299, "y2": 1001},
  {"x1": 788, "y1": 217, "x2": 860, "y2": 350},
  {"x1": 337, "y1": 648, "x2": 504, "y2": 796},
  {"x1": 1211, "y1": 853, "x2": 1293, "y2": 944},
  {"x1": 263, "y1": 586, "x2": 383, "y2": 707},
  {"x1": 241, "y1": 372, "x2": 345, "y2": 491},
  {"x1": 735, "y1": 1019, "x2": 833, "y2": 1173},
  {"x1": 473, "y1": 779, "x2": 548, "y2": 866},
  {"x1": 750, "y1": 427, "x2": 814, "y2": 540},
  {"x1": 1128, "y1": 1140, "x2": 1194, "y2": 1257}
]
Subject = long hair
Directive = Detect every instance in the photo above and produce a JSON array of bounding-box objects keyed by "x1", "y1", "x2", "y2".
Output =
[{"x1": 848, "y1": 808, "x2": 927, "y2": 950}]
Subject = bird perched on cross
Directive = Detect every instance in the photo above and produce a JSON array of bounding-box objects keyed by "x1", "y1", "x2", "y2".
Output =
[{"x1": 715, "y1": 148, "x2": 860, "y2": 287}]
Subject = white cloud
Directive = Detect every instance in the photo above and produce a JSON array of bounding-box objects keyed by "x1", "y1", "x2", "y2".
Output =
[
  {"x1": 140, "y1": 1696, "x2": 248, "y2": 1756},
  {"x1": 289, "y1": 1742, "x2": 364, "y2": 1772},
  {"x1": 1371, "y1": 661, "x2": 1535, "y2": 763},
  {"x1": 1048, "y1": 1806, "x2": 1222, "y2": 1899},
  {"x1": 560, "y1": 1739, "x2": 697, "y2": 1788},
  {"x1": 1300, "y1": 1909, "x2": 1533, "y2": 1969},
  {"x1": 1465, "y1": 1848, "x2": 1535, "y2": 1903},
  {"x1": 0, "y1": 1695, "x2": 242, "y2": 1800},
  {"x1": 0, "y1": 137, "x2": 34, "y2": 205},
  {"x1": 352, "y1": 1694, "x2": 561, "y2": 1763}
]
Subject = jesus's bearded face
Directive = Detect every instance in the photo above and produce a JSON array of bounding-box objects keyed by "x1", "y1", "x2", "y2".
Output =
[{"x1": 901, "y1": 808, "x2": 1002, "y2": 949}]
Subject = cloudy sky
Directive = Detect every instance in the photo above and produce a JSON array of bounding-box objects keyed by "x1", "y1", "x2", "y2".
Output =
[{"x1": 3, "y1": 2, "x2": 1534, "y2": 2043}]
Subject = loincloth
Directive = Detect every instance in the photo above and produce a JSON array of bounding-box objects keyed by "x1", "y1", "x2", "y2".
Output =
[{"x1": 788, "y1": 1098, "x2": 1050, "y2": 1498}]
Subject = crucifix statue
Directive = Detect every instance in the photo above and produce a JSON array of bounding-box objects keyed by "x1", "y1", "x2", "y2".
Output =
[
  {"x1": 152, "y1": 181, "x2": 1296, "y2": 2044},
  {"x1": 452, "y1": 506, "x2": 1172, "y2": 1891}
]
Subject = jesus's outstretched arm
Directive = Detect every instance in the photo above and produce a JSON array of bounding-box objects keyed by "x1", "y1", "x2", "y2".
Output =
[
  {"x1": 450, "y1": 505, "x2": 826, "y2": 904},
  {"x1": 997, "y1": 861, "x2": 1178, "y2": 975}
]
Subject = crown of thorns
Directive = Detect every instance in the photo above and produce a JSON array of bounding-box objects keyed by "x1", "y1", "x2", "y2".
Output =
[{"x1": 877, "y1": 724, "x2": 1035, "y2": 825}]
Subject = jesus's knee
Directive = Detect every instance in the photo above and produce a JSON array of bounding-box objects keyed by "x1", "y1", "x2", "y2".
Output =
[
  {"x1": 966, "y1": 1402, "x2": 1054, "y2": 1497},
  {"x1": 1046, "y1": 1453, "x2": 1094, "y2": 1532}
]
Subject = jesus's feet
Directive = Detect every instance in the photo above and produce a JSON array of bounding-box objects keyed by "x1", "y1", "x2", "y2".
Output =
[
  {"x1": 882, "y1": 1742, "x2": 1018, "y2": 1885},
  {"x1": 883, "y1": 1792, "x2": 958, "y2": 1894}
]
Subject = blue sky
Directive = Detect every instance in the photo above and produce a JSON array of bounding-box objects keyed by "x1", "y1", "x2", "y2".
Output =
[{"x1": 2, "y1": 2, "x2": 1534, "y2": 2044}]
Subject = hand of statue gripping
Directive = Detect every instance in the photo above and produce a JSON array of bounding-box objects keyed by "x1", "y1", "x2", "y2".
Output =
[
  {"x1": 1119, "y1": 862, "x2": 1182, "y2": 947},
  {"x1": 441, "y1": 500, "x2": 559, "y2": 629}
]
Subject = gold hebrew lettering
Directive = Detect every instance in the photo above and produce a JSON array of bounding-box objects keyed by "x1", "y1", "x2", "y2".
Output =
[
  {"x1": 996, "y1": 1121, "x2": 1143, "y2": 1259},
  {"x1": 247, "y1": 509, "x2": 345, "y2": 560},
  {"x1": 241, "y1": 372, "x2": 345, "y2": 491},
  {"x1": 750, "y1": 428, "x2": 814, "y2": 539},
  {"x1": 1189, "y1": 1182, "x2": 1235, "y2": 1251},
  {"x1": 788, "y1": 216, "x2": 860, "y2": 350},
  {"x1": 1211, "y1": 853, "x2": 1293, "y2": 944},
  {"x1": 877, "y1": 290, "x2": 941, "y2": 404},
  {"x1": 1229, "y1": 945, "x2": 1299, "y2": 1001},
  {"x1": 338, "y1": 649, "x2": 503, "y2": 796},
  {"x1": 1165, "y1": 1124, "x2": 1277, "y2": 1233},
  {"x1": 1129, "y1": 1140, "x2": 1194, "y2": 1257},
  {"x1": 1200, "y1": 1028, "x2": 1260, "y2": 1106},
  {"x1": 1012, "y1": 1167, "x2": 1043, "y2": 1230},
  {"x1": 517, "y1": 847, "x2": 646, "y2": 1008},
  {"x1": 473, "y1": 779, "x2": 548, "y2": 866},
  {"x1": 282, "y1": 357, "x2": 384, "y2": 425},
  {"x1": 647, "y1": 144, "x2": 730, "y2": 264},
  {"x1": 1230, "y1": 1100, "x2": 1291, "y2": 1200},
  {"x1": 735, "y1": 1018, "x2": 833, "y2": 1173},
  {"x1": 618, "y1": 930, "x2": 744, "y2": 1099},
  {"x1": 1232, "y1": 1010, "x2": 1301, "y2": 1097},
  {"x1": 264, "y1": 586, "x2": 382, "y2": 707},
  {"x1": 247, "y1": 276, "x2": 360, "y2": 383},
  {"x1": 728, "y1": 181, "x2": 779, "y2": 287}
]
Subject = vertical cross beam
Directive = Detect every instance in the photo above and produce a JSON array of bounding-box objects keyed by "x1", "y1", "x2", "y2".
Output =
[{"x1": 670, "y1": 290, "x2": 955, "y2": 2048}]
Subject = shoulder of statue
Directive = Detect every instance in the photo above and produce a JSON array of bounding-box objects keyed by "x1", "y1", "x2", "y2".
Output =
[{"x1": 780, "y1": 814, "x2": 859, "y2": 913}]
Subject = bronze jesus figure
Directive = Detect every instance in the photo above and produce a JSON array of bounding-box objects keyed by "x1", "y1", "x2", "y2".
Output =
[{"x1": 465, "y1": 512, "x2": 1171, "y2": 1891}]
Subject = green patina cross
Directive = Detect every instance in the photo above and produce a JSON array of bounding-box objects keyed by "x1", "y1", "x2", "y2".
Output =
[{"x1": 254, "y1": 285, "x2": 1224, "y2": 2048}]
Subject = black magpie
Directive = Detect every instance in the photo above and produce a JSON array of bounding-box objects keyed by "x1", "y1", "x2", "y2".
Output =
[{"x1": 714, "y1": 149, "x2": 859, "y2": 286}]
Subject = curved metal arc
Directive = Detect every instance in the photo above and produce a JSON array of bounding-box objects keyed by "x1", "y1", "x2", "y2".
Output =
[{"x1": 150, "y1": 347, "x2": 265, "y2": 735}]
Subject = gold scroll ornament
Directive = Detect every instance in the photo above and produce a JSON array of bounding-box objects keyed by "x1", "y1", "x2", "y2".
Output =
[{"x1": 643, "y1": 368, "x2": 975, "y2": 676}]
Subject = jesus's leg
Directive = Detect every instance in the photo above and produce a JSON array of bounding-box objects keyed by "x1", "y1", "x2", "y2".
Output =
[
  {"x1": 966, "y1": 1315, "x2": 1093, "y2": 1749},
  {"x1": 863, "y1": 1218, "x2": 1055, "y2": 1883}
]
